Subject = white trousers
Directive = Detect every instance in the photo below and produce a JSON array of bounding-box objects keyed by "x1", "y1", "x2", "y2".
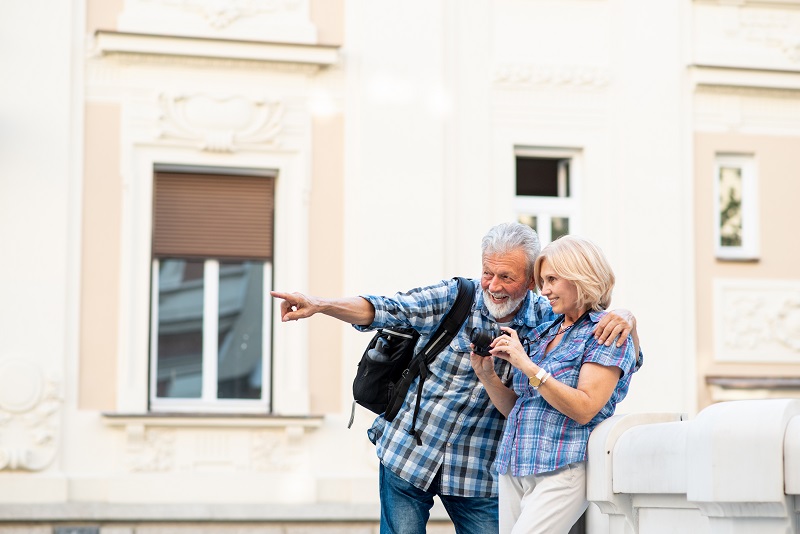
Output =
[{"x1": 498, "y1": 462, "x2": 589, "y2": 534}]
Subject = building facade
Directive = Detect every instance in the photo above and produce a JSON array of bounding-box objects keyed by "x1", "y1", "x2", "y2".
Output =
[{"x1": 1, "y1": 0, "x2": 799, "y2": 531}]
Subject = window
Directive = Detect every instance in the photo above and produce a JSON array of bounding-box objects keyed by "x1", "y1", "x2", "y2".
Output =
[
  {"x1": 514, "y1": 147, "x2": 580, "y2": 245},
  {"x1": 149, "y1": 168, "x2": 275, "y2": 413},
  {"x1": 714, "y1": 154, "x2": 758, "y2": 260}
]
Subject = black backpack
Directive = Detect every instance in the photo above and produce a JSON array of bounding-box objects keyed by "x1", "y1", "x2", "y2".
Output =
[{"x1": 348, "y1": 277, "x2": 475, "y2": 445}]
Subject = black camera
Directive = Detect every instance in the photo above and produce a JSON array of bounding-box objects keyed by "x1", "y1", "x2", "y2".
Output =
[{"x1": 470, "y1": 327, "x2": 507, "y2": 356}]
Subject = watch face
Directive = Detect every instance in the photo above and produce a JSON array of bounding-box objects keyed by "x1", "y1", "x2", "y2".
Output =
[{"x1": 529, "y1": 376, "x2": 541, "y2": 387}]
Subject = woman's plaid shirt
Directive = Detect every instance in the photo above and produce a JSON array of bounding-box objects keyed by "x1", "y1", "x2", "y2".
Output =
[
  {"x1": 493, "y1": 310, "x2": 639, "y2": 477},
  {"x1": 354, "y1": 278, "x2": 555, "y2": 498}
]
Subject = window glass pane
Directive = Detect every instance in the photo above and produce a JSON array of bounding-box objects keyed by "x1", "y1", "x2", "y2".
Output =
[
  {"x1": 719, "y1": 166, "x2": 743, "y2": 247},
  {"x1": 156, "y1": 259, "x2": 204, "y2": 398},
  {"x1": 552, "y1": 217, "x2": 569, "y2": 241},
  {"x1": 518, "y1": 214, "x2": 538, "y2": 233},
  {"x1": 516, "y1": 157, "x2": 570, "y2": 197},
  {"x1": 218, "y1": 261, "x2": 263, "y2": 399}
]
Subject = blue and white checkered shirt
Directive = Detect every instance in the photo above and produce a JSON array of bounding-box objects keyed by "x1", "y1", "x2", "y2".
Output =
[
  {"x1": 493, "y1": 310, "x2": 639, "y2": 477},
  {"x1": 355, "y1": 278, "x2": 555, "y2": 497}
]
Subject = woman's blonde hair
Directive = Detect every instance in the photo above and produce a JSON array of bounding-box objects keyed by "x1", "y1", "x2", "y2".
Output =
[{"x1": 533, "y1": 235, "x2": 615, "y2": 311}]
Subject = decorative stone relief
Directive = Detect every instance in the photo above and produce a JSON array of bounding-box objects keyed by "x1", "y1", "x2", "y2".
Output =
[
  {"x1": 714, "y1": 279, "x2": 800, "y2": 362},
  {"x1": 0, "y1": 358, "x2": 62, "y2": 471},
  {"x1": 694, "y1": 3, "x2": 800, "y2": 71},
  {"x1": 250, "y1": 428, "x2": 304, "y2": 471},
  {"x1": 145, "y1": 0, "x2": 304, "y2": 29},
  {"x1": 158, "y1": 93, "x2": 284, "y2": 152},
  {"x1": 493, "y1": 64, "x2": 610, "y2": 89},
  {"x1": 731, "y1": 9, "x2": 800, "y2": 63},
  {"x1": 118, "y1": 0, "x2": 317, "y2": 44},
  {"x1": 125, "y1": 425, "x2": 175, "y2": 472}
]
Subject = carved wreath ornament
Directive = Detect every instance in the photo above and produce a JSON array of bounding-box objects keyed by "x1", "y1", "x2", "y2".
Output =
[
  {"x1": 0, "y1": 359, "x2": 61, "y2": 471},
  {"x1": 158, "y1": 93, "x2": 285, "y2": 152}
]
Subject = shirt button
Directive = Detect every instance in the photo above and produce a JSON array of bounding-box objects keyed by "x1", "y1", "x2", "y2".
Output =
[{"x1": 458, "y1": 415, "x2": 465, "y2": 422}]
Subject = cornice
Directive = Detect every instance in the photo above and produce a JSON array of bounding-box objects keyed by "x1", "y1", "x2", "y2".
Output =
[
  {"x1": 91, "y1": 30, "x2": 339, "y2": 67},
  {"x1": 690, "y1": 64, "x2": 800, "y2": 91}
]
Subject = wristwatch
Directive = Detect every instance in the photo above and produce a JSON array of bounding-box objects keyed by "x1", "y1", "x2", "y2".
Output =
[{"x1": 528, "y1": 368, "x2": 548, "y2": 387}]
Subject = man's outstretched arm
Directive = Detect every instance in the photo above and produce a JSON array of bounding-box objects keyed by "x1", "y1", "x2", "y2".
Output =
[{"x1": 270, "y1": 291, "x2": 375, "y2": 326}]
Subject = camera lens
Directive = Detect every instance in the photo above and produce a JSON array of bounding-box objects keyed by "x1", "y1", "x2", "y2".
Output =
[{"x1": 469, "y1": 327, "x2": 497, "y2": 356}]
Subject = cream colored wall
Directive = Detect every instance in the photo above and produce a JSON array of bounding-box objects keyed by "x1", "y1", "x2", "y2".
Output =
[
  {"x1": 310, "y1": 0, "x2": 344, "y2": 46},
  {"x1": 694, "y1": 131, "x2": 800, "y2": 408},
  {"x1": 86, "y1": 0, "x2": 123, "y2": 33},
  {"x1": 80, "y1": 103, "x2": 123, "y2": 411},
  {"x1": 308, "y1": 115, "x2": 345, "y2": 414},
  {"x1": 78, "y1": 0, "x2": 128, "y2": 409}
]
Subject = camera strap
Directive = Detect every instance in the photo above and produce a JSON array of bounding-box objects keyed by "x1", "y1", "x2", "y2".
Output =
[{"x1": 404, "y1": 276, "x2": 475, "y2": 445}]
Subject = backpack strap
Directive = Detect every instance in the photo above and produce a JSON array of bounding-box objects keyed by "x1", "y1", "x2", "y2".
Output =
[{"x1": 407, "y1": 276, "x2": 475, "y2": 445}]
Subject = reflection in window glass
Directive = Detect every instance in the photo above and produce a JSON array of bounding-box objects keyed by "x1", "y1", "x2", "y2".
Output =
[
  {"x1": 552, "y1": 217, "x2": 569, "y2": 241},
  {"x1": 516, "y1": 157, "x2": 570, "y2": 197},
  {"x1": 719, "y1": 166, "x2": 743, "y2": 247},
  {"x1": 218, "y1": 261, "x2": 263, "y2": 399},
  {"x1": 518, "y1": 214, "x2": 538, "y2": 233},
  {"x1": 156, "y1": 259, "x2": 204, "y2": 398}
]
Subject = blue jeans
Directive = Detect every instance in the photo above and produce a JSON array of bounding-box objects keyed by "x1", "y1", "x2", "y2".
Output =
[{"x1": 379, "y1": 463, "x2": 499, "y2": 534}]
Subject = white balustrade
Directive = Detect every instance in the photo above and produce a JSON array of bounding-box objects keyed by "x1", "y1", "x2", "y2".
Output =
[{"x1": 588, "y1": 399, "x2": 800, "y2": 533}]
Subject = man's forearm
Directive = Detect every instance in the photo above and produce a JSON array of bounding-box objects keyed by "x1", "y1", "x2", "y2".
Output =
[
  {"x1": 319, "y1": 296, "x2": 376, "y2": 326},
  {"x1": 271, "y1": 291, "x2": 376, "y2": 325}
]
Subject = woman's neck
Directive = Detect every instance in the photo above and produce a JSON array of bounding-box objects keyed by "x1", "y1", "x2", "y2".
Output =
[{"x1": 563, "y1": 307, "x2": 588, "y2": 325}]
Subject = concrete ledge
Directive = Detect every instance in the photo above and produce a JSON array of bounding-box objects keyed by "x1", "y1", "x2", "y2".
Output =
[{"x1": 0, "y1": 501, "x2": 453, "y2": 523}]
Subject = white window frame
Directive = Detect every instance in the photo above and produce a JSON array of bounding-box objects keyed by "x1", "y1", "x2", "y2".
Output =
[
  {"x1": 714, "y1": 154, "x2": 759, "y2": 261},
  {"x1": 117, "y1": 142, "x2": 311, "y2": 417},
  {"x1": 513, "y1": 146, "x2": 582, "y2": 246},
  {"x1": 149, "y1": 258, "x2": 273, "y2": 413}
]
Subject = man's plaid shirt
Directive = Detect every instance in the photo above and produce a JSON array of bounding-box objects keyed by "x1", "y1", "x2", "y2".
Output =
[{"x1": 355, "y1": 278, "x2": 554, "y2": 497}]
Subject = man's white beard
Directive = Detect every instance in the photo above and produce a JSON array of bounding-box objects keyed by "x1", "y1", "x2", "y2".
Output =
[{"x1": 483, "y1": 290, "x2": 526, "y2": 321}]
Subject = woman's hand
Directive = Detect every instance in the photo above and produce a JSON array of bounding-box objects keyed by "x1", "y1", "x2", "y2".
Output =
[
  {"x1": 469, "y1": 334, "x2": 521, "y2": 418},
  {"x1": 490, "y1": 327, "x2": 536, "y2": 375}
]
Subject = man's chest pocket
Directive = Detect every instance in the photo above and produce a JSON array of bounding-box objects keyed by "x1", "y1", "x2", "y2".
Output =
[{"x1": 429, "y1": 334, "x2": 476, "y2": 381}]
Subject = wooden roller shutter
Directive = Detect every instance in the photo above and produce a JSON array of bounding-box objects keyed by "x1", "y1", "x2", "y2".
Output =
[{"x1": 153, "y1": 172, "x2": 274, "y2": 260}]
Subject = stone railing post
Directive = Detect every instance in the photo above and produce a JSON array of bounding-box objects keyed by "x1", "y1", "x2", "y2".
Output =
[
  {"x1": 587, "y1": 413, "x2": 686, "y2": 533},
  {"x1": 686, "y1": 399, "x2": 800, "y2": 534}
]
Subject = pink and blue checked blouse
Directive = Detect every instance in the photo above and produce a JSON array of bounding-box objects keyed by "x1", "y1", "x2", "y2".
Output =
[{"x1": 493, "y1": 310, "x2": 640, "y2": 477}]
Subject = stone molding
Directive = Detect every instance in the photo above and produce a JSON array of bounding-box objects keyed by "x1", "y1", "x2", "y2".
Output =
[
  {"x1": 493, "y1": 64, "x2": 610, "y2": 89},
  {"x1": 91, "y1": 31, "x2": 339, "y2": 67}
]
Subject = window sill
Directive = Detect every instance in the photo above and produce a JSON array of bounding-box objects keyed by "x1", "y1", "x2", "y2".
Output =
[
  {"x1": 101, "y1": 412, "x2": 324, "y2": 429},
  {"x1": 706, "y1": 376, "x2": 800, "y2": 403}
]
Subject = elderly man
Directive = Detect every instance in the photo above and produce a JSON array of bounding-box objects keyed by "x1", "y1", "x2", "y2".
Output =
[{"x1": 271, "y1": 222, "x2": 637, "y2": 534}]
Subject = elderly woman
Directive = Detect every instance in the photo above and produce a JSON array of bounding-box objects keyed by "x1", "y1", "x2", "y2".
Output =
[{"x1": 470, "y1": 235, "x2": 641, "y2": 534}]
